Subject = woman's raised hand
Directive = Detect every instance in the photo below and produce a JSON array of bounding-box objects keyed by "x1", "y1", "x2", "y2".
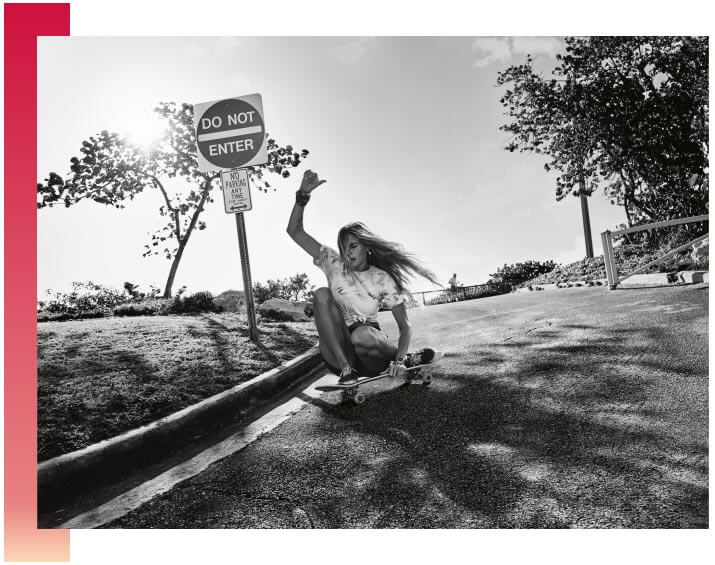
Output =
[{"x1": 299, "y1": 170, "x2": 327, "y2": 193}]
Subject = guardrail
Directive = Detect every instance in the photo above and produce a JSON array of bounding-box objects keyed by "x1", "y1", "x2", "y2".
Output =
[
  {"x1": 601, "y1": 214, "x2": 709, "y2": 290},
  {"x1": 412, "y1": 283, "x2": 511, "y2": 306}
]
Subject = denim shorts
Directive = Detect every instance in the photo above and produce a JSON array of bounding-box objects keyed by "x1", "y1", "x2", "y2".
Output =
[{"x1": 347, "y1": 320, "x2": 381, "y2": 334}]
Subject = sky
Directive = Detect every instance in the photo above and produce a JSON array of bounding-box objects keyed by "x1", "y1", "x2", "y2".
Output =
[{"x1": 37, "y1": 35, "x2": 628, "y2": 297}]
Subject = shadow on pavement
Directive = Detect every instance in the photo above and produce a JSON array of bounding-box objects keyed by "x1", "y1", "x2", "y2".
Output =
[
  {"x1": 104, "y1": 292, "x2": 708, "y2": 529},
  {"x1": 284, "y1": 323, "x2": 707, "y2": 528}
]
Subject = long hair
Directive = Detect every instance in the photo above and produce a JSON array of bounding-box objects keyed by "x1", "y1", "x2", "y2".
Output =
[{"x1": 337, "y1": 222, "x2": 440, "y2": 293}]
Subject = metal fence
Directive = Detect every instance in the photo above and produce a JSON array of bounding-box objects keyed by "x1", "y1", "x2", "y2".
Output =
[
  {"x1": 412, "y1": 283, "x2": 512, "y2": 306},
  {"x1": 601, "y1": 214, "x2": 709, "y2": 289}
]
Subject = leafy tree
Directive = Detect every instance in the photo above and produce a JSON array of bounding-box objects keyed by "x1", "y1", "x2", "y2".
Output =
[
  {"x1": 38, "y1": 102, "x2": 310, "y2": 297},
  {"x1": 253, "y1": 279, "x2": 286, "y2": 303},
  {"x1": 488, "y1": 260, "x2": 557, "y2": 286},
  {"x1": 287, "y1": 273, "x2": 316, "y2": 302},
  {"x1": 498, "y1": 36, "x2": 708, "y2": 234},
  {"x1": 253, "y1": 273, "x2": 315, "y2": 304}
]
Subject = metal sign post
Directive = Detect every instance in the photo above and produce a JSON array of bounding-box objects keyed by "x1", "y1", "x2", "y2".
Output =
[
  {"x1": 234, "y1": 211, "x2": 258, "y2": 341},
  {"x1": 222, "y1": 169, "x2": 258, "y2": 340},
  {"x1": 193, "y1": 92, "x2": 269, "y2": 342},
  {"x1": 220, "y1": 168, "x2": 258, "y2": 341}
]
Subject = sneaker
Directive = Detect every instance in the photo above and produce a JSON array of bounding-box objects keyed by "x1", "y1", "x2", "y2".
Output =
[
  {"x1": 338, "y1": 366, "x2": 359, "y2": 385},
  {"x1": 404, "y1": 347, "x2": 443, "y2": 368}
]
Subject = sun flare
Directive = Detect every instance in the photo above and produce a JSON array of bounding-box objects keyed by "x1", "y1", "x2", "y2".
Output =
[{"x1": 126, "y1": 114, "x2": 166, "y2": 149}]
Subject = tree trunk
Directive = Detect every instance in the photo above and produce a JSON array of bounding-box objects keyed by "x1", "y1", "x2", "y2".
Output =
[
  {"x1": 161, "y1": 177, "x2": 213, "y2": 298},
  {"x1": 621, "y1": 168, "x2": 657, "y2": 222},
  {"x1": 623, "y1": 195, "x2": 633, "y2": 228},
  {"x1": 622, "y1": 194, "x2": 635, "y2": 245},
  {"x1": 163, "y1": 241, "x2": 188, "y2": 298}
]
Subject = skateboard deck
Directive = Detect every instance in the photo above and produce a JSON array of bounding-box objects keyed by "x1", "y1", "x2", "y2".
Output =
[{"x1": 315, "y1": 362, "x2": 438, "y2": 404}]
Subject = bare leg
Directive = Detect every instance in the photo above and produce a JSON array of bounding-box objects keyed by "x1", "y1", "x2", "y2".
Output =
[
  {"x1": 350, "y1": 326, "x2": 397, "y2": 372},
  {"x1": 312, "y1": 287, "x2": 355, "y2": 372}
]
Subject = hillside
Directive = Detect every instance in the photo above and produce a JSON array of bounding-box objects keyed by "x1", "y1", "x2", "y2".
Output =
[
  {"x1": 213, "y1": 289, "x2": 245, "y2": 312},
  {"x1": 524, "y1": 242, "x2": 708, "y2": 287}
]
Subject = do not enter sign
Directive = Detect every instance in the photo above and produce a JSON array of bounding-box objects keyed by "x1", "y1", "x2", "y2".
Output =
[{"x1": 193, "y1": 93, "x2": 268, "y2": 172}]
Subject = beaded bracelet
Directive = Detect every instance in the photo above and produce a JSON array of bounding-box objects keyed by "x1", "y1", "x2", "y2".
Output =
[{"x1": 295, "y1": 190, "x2": 311, "y2": 206}]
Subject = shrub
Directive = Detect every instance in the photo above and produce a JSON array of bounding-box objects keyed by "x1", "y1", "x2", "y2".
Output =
[
  {"x1": 182, "y1": 291, "x2": 222, "y2": 313},
  {"x1": 38, "y1": 308, "x2": 109, "y2": 322},
  {"x1": 113, "y1": 299, "x2": 167, "y2": 317},
  {"x1": 36, "y1": 282, "x2": 230, "y2": 321},
  {"x1": 615, "y1": 221, "x2": 708, "y2": 250},
  {"x1": 488, "y1": 260, "x2": 558, "y2": 286},
  {"x1": 38, "y1": 311, "x2": 74, "y2": 323},
  {"x1": 162, "y1": 291, "x2": 223, "y2": 315},
  {"x1": 40, "y1": 281, "x2": 129, "y2": 317},
  {"x1": 123, "y1": 282, "x2": 162, "y2": 301}
]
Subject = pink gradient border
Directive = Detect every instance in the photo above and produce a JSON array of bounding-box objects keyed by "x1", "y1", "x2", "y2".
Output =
[{"x1": 4, "y1": 3, "x2": 71, "y2": 562}]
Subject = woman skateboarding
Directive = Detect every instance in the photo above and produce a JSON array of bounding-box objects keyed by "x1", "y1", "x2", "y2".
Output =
[{"x1": 287, "y1": 169, "x2": 443, "y2": 385}]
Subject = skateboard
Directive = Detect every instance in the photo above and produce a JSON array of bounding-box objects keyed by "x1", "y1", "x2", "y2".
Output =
[{"x1": 315, "y1": 362, "x2": 437, "y2": 405}]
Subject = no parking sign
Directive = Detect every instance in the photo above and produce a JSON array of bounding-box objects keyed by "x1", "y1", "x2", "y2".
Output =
[
  {"x1": 221, "y1": 169, "x2": 252, "y2": 213},
  {"x1": 193, "y1": 93, "x2": 268, "y2": 172}
]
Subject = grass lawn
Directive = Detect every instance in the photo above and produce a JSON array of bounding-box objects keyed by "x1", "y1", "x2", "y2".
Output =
[{"x1": 38, "y1": 313, "x2": 318, "y2": 461}]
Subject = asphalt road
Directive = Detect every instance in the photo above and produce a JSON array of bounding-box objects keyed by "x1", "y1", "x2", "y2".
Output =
[{"x1": 106, "y1": 284, "x2": 708, "y2": 528}]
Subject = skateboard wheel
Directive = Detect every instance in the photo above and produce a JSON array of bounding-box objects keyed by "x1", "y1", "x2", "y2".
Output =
[
  {"x1": 422, "y1": 373, "x2": 432, "y2": 384},
  {"x1": 353, "y1": 393, "x2": 366, "y2": 405}
]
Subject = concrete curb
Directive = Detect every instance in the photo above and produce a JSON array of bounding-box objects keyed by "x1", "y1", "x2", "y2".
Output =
[
  {"x1": 619, "y1": 273, "x2": 672, "y2": 286},
  {"x1": 675, "y1": 270, "x2": 708, "y2": 284},
  {"x1": 619, "y1": 271, "x2": 709, "y2": 286},
  {"x1": 38, "y1": 345, "x2": 325, "y2": 494}
]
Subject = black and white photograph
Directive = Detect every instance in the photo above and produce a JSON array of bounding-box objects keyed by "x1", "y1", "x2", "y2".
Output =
[{"x1": 25, "y1": 3, "x2": 710, "y2": 562}]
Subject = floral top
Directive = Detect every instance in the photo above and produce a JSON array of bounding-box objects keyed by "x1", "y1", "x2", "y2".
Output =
[{"x1": 314, "y1": 245, "x2": 406, "y2": 325}]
